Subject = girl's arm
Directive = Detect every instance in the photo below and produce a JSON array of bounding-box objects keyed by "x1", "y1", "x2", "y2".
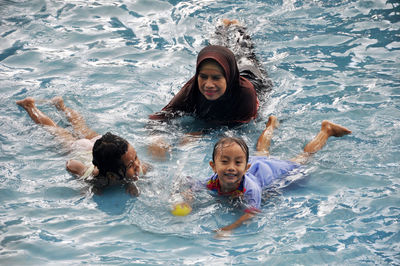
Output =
[
  {"x1": 215, "y1": 212, "x2": 255, "y2": 238},
  {"x1": 66, "y1": 159, "x2": 98, "y2": 177},
  {"x1": 147, "y1": 136, "x2": 171, "y2": 160},
  {"x1": 66, "y1": 159, "x2": 87, "y2": 176},
  {"x1": 147, "y1": 132, "x2": 203, "y2": 161},
  {"x1": 221, "y1": 212, "x2": 255, "y2": 231},
  {"x1": 170, "y1": 188, "x2": 194, "y2": 216},
  {"x1": 126, "y1": 182, "x2": 139, "y2": 196},
  {"x1": 179, "y1": 131, "x2": 204, "y2": 146}
]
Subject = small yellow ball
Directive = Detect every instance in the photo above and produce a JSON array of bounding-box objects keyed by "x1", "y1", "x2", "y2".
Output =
[{"x1": 171, "y1": 203, "x2": 192, "y2": 216}]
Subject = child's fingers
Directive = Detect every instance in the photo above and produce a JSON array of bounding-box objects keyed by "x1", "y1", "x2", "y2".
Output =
[{"x1": 214, "y1": 229, "x2": 232, "y2": 239}]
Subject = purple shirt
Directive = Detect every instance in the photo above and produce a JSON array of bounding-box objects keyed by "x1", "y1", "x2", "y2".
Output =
[{"x1": 205, "y1": 156, "x2": 299, "y2": 212}]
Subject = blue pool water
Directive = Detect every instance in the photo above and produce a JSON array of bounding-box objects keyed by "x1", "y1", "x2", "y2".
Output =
[{"x1": 1, "y1": 0, "x2": 399, "y2": 264}]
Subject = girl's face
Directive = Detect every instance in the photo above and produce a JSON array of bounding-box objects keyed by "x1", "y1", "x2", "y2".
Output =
[
  {"x1": 209, "y1": 142, "x2": 250, "y2": 193},
  {"x1": 197, "y1": 60, "x2": 227, "y2": 101},
  {"x1": 121, "y1": 144, "x2": 141, "y2": 181}
]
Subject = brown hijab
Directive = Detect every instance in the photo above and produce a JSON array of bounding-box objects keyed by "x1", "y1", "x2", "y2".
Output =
[{"x1": 149, "y1": 45, "x2": 259, "y2": 125}]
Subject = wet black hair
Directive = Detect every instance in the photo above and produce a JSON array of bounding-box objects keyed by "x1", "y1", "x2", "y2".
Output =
[
  {"x1": 92, "y1": 132, "x2": 129, "y2": 179},
  {"x1": 212, "y1": 137, "x2": 249, "y2": 164}
]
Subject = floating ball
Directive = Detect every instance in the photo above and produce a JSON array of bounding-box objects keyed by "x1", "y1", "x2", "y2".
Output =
[{"x1": 171, "y1": 203, "x2": 192, "y2": 216}]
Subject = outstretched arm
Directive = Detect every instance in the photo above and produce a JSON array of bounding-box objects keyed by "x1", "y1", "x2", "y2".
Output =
[
  {"x1": 170, "y1": 188, "x2": 194, "y2": 216},
  {"x1": 147, "y1": 136, "x2": 171, "y2": 160},
  {"x1": 215, "y1": 212, "x2": 255, "y2": 238},
  {"x1": 147, "y1": 131, "x2": 205, "y2": 160},
  {"x1": 148, "y1": 77, "x2": 195, "y2": 121},
  {"x1": 126, "y1": 182, "x2": 139, "y2": 197},
  {"x1": 220, "y1": 212, "x2": 255, "y2": 231},
  {"x1": 66, "y1": 159, "x2": 86, "y2": 176},
  {"x1": 66, "y1": 159, "x2": 98, "y2": 177}
]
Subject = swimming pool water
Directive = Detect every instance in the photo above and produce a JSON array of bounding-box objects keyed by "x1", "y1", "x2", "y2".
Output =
[{"x1": 1, "y1": 0, "x2": 399, "y2": 265}]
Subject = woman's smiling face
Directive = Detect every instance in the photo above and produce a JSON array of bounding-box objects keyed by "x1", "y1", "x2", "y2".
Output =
[{"x1": 197, "y1": 60, "x2": 227, "y2": 101}]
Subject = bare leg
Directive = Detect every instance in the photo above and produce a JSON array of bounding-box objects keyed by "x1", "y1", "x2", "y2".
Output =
[
  {"x1": 255, "y1": 116, "x2": 279, "y2": 156},
  {"x1": 212, "y1": 19, "x2": 272, "y2": 95},
  {"x1": 16, "y1": 97, "x2": 76, "y2": 145},
  {"x1": 52, "y1": 96, "x2": 98, "y2": 139},
  {"x1": 291, "y1": 120, "x2": 352, "y2": 164}
]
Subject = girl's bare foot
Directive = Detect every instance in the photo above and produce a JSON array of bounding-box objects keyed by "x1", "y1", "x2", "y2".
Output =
[
  {"x1": 222, "y1": 18, "x2": 231, "y2": 26},
  {"x1": 266, "y1": 115, "x2": 279, "y2": 130},
  {"x1": 222, "y1": 19, "x2": 240, "y2": 27},
  {"x1": 321, "y1": 120, "x2": 352, "y2": 137},
  {"x1": 230, "y1": 19, "x2": 239, "y2": 25},
  {"x1": 16, "y1": 97, "x2": 58, "y2": 127},
  {"x1": 16, "y1": 97, "x2": 35, "y2": 109},
  {"x1": 51, "y1": 96, "x2": 66, "y2": 111}
]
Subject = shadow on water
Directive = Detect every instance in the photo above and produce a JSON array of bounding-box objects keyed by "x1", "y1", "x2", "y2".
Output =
[
  {"x1": 92, "y1": 186, "x2": 133, "y2": 216},
  {"x1": 0, "y1": 41, "x2": 27, "y2": 62}
]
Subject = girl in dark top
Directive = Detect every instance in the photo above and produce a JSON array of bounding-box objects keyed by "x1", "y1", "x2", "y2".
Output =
[{"x1": 149, "y1": 19, "x2": 272, "y2": 126}]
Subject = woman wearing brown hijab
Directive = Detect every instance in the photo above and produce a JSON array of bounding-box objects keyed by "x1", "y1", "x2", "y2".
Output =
[{"x1": 149, "y1": 19, "x2": 272, "y2": 126}]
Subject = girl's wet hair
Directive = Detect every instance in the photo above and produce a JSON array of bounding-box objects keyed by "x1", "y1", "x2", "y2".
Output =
[
  {"x1": 212, "y1": 137, "x2": 249, "y2": 163},
  {"x1": 92, "y1": 132, "x2": 129, "y2": 179}
]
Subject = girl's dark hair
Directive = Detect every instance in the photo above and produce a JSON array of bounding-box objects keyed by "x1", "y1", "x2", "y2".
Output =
[
  {"x1": 92, "y1": 132, "x2": 129, "y2": 179},
  {"x1": 212, "y1": 137, "x2": 249, "y2": 164}
]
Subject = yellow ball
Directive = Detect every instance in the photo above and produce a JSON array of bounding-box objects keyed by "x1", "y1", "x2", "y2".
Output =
[{"x1": 171, "y1": 203, "x2": 192, "y2": 216}]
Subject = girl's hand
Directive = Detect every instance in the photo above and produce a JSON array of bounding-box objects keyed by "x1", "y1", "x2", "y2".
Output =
[
  {"x1": 148, "y1": 136, "x2": 171, "y2": 160},
  {"x1": 214, "y1": 228, "x2": 232, "y2": 239},
  {"x1": 179, "y1": 131, "x2": 203, "y2": 146},
  {"x1": 126, "y1": 182, "x2": 139, "y2": 197},
  {"x1": 214, "y1": 212, "x2": 256, "y2": 238}
]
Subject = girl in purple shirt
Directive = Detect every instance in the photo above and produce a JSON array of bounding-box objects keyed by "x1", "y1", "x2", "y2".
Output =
[{"x1": 174, "y1": 116, "x2": 351, "y2": 236}]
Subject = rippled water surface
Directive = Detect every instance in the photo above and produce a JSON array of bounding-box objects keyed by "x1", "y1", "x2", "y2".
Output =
[{"x1": 1, "y1": 0, "x2": 399, "y2": 265}]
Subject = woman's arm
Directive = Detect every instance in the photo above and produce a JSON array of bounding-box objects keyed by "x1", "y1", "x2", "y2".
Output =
[{"x1": 149, "y1": 77, "x2": 195, "y2": 121}]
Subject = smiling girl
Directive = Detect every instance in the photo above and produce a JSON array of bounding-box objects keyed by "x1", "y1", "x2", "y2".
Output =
[
  {"x1": 173, "y1": 116, "x2": 351, "y2": 236},
  {"x1": 16, "y1": 97, "x2": 150, "y2": 196}
]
